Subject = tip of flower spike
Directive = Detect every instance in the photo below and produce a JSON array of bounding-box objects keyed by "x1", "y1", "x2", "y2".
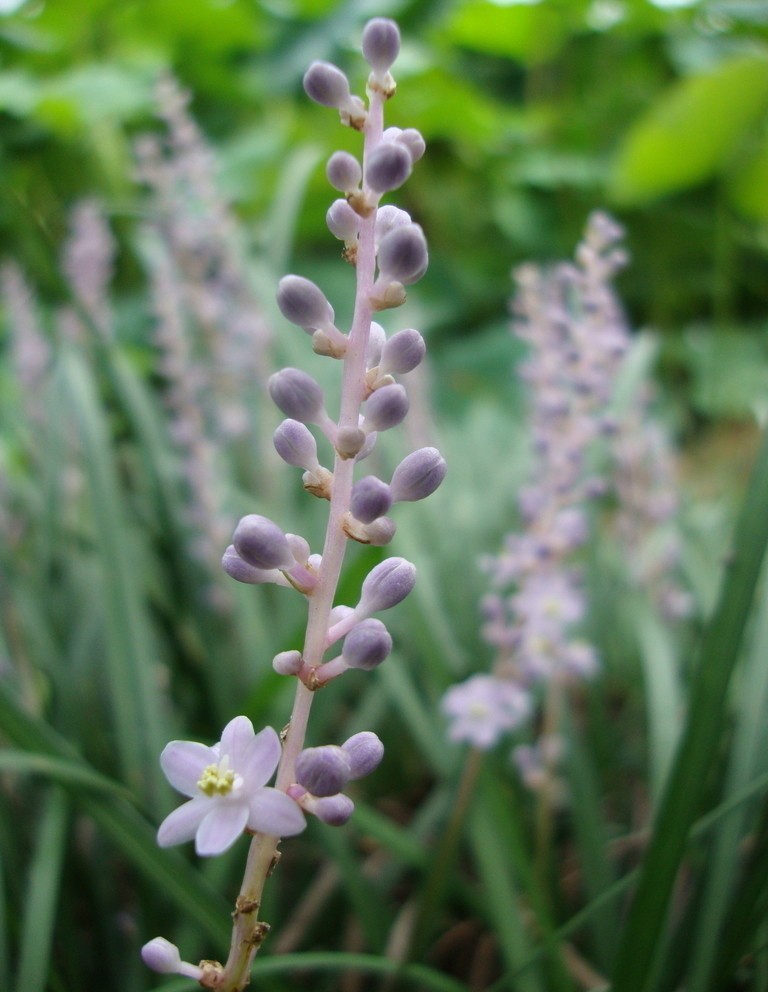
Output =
[{"x1": 141, "y1": 937, "x2": 203, "y2": 980}]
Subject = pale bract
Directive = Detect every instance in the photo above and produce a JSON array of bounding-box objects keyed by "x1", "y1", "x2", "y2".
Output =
[{"x1": 157, "y1": 716, "x2": 306, "y2": 856}]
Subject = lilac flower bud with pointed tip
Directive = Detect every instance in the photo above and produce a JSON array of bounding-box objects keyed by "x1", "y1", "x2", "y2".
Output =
[
  {"x1": 273, "y1": 650, "x2": 303, "y2": 676},
  {"x1": 379, "y1": 328, "x2": 426, "y2": 376},
  {"x1": 364, "y1": 516, "x2": 396, "y2": 546},
  {"x1": 268, "y1": 368, "x2": 325, "y2": 424},
  {"x1": 390, "y1": 447, "x2": 447, "y2": 503},
  {"x1": 222, "y1": 545, "x2": 286, "y2": 586},
  {"x1": 366, "y1": 321, "x2": 386, "y2": 367},
  {"x1": 363, "y1": 383, "x2": 409, "y2": 432},
  {"x1": 374, "y1": 205, "x2": 412, "y2": 251},
  {"x1": 342, "y1": 731, "x2": 384, "y2": 779},
  {"x1": 342, "y1": 618, "x2": 393, "y2": 670},
  {"x1": 273, "y1": 419, "x2": 320, "y2": 471},
  {"x1": 233, "y1": 515, "x2": 295, "y2": 571},
  {"x1": 365, "y1": 142, "x2": 412, "y2": 195},
  {"x1": 362, "y1": 17, "x2": 400, "y2": 74},
  {"x1": 327, "y1": 199, "x2": 360, "y2": 242},
  {"x1": 358, "y1": 557, "x2": 417, "y2": 615},
  {"x1": 296, "y1": 746, "x2": 351, "y2": 797},
  {"x1": 398, "y1": 128, "x2": 426, "y2": 163},
  {"x1": 141, "y1": 938, "x2": 203, "y2": 979},
  {"x1": 377, "y1": 224, "x2": 428, "y2": 285},
  {"x1": 326, "y1": 151, "x2": 361, "y2": 194},
  {"x1": 277, "y1": 275, "x2": 335, "y2": 330},
  {"x1": 351, "y1": 476, "x2": 393, "y2": 524},
  {"x1": 303, "y1": 60, "x2": 352, "y2": 108},
  {"x1": 311, "y1": 793, "x2": 355, "y2": 826}
]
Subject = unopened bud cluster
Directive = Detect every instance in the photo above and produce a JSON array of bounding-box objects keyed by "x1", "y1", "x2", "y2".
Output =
[{"x1": 144, "y1": 19, "x2": 445, "y2": 988}]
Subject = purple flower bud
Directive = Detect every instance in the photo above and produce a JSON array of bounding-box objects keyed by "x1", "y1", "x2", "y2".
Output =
[
  {"x1": 351, "y1": 475, "x2": 393, "y2": 523},
  {"x1": 141, "y1": 938, "x2": 202, "y2": 979},
  {"x1": 379, "y1": 328, "x2": 426, "y2": 375},
  {"x1": 374, "y1": 205, "x2": 412, "y2": 251},
  {"x1": 362, "y1": 17, "x2": 400, "y2": 74},
  {"x1": 363, "y1": 383, "x2": 409, "y2": 432},
  {"x1": 336, "y1": 426, "x2": 367, "y2": 459},
  {"x1": 366, "y1": 321, "x2": 386, "y2": 367},
  {"x1": 327, "y1": 199, "x2": 360, "y2": 242},
  {"x1": 363, "y1": 516, "x2": 396, "y2": 546},
  {"x1": 365, "y1": 142, "x2": 412, "y2": 195},
  {"x1": 286, "y1": 533, "x2": 310, "y2": 565},
  {"x1": 268, "y1": 368, "x2": 325, "y2": 424},
  {"x1": 397, "y1": 128, "x2": 426, "y2": 163},
  {"x1": 233, "y1": 515, "x2": 295, "y2": 571},
  {"x1": 273, "y1": 419, "x2": 320, "y2": 470},
  {"x1": 390, "y1": 447, "x2": 447, "y2": 503},
  {"x1": 222, "y1": 545, "x2": 285, "y2": 585},
  {"x1": 277, "y1": 275, "x2": 335, "y2": 330},
  {"x1": 342, "y1": 731, "x2": 384, "y2": 779},
  {"x1": 341, "y1": 618, "x2": 393, "y2": 670},
  {"x1": 358, "y1": 557, "x2": 416, "y2": 614},
  {"x1": 377, "y1": 224, "x2": 428, "y2": 284},
  {"x1": 311, "y1": 793, "x2": 355, "y2": 826},
  {"x1": 303, "y1": 61, "x2": 352, "y2": 108},
  {"x1": 296, "y1": 745, "x2": 351, "y2": 797},
  {"x1": 326, "y1": 151, "x2": 361, "y2": 193},
  {"x1": 273, "y1": 650, "x2": 303, "y2": 676}
]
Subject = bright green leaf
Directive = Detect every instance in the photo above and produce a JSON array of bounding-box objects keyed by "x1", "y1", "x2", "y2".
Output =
[
  {"x1": 611, "y1": 53, "x2": 768, "y2": 202},
  {"x1": 443, "y1": 0, "x2": 571, "y2": 64}
]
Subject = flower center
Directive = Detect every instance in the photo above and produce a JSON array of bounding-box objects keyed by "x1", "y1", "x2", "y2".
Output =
[{"x1": 197, "y1": 758, "x2": 237, "y2": 797}]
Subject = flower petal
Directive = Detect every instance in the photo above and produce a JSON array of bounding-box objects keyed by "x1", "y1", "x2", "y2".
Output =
[
  {"x1": 195, "y1": 801, "x2": 250, "y2": 856},
  {"x1": 219, "y1": 716, "x2": 256, "y2": 767},
  {"x1": 160, "y1": 741, "x2": 216, "y2": 796},
  {"x1": 240, "y1": 726, "x2": 282, "y2": 789},
  {"x1": 247, "y1": 787, "x2": 306, "y2": 837},
  {"x1": 157, "y1": 798, "x2": 210, "y2": 847}
]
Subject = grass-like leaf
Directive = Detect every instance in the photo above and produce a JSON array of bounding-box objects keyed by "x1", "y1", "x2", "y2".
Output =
[{"x1": 610, "y1": 426, "x2": 768, "y2": 992}]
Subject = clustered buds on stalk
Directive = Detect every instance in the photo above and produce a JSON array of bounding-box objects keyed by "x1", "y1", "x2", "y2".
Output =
[{"x1": 144, "y1": 19, "x2": 446, "y2": 988}]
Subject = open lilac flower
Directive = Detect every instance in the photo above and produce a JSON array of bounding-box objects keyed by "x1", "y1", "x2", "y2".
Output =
[
  {"x1": 442, "y1": 674, "x2": 530, "y2": 750},
  {"x1": 157, "y1": 716, "x2": 306, "y2": 856}
]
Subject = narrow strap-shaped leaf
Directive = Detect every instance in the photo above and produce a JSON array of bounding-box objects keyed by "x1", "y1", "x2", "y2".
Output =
[
  {"x1": 611, "y1": 426, "x2": 768, "y2": 992},
  {"x1": 16, "y1": 788, "x2": 68, "y2": 992}
]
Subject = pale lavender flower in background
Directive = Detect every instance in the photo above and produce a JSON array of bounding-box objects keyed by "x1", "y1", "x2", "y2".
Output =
[
  {"x1": 442, "y1": 674, "x2": 530, "y2": 749},
  {"x1": 157, "y1": 716, "x2": 305, "y2": 856},
  {"x1": 61, "y1": 198, "x2": 116, "y2": 339}
]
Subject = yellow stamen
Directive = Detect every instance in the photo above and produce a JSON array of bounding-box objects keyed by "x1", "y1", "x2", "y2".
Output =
[{"x1": 197, "y1": 763, "x2": 236, "y2": 797}]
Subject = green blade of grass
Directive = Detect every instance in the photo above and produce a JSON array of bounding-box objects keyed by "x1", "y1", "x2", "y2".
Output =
[
  {"x1": 609, "y1": 426, "x2": 768, "y2": 992},
  {"x1": 0, "y1": 683, "x2": 231, "y2": 946},
  {"x1": 59, "y1": 349, "x2": 169, "y2": 807},
  {"x1": 16, "y1": 788, "x2": 68, "y2": 992}
]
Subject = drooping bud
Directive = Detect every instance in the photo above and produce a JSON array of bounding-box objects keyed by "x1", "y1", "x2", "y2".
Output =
[
  {"x1": 379, "y1": 328, "x2": 426, "y2": 375},
  {"x1": 365, "y1": 142, "x2": 412, "y2": 195},
  {"x1": 302, "y1": 61, "x2": 366, "y2": 128},
  {"x1": 390, "y1": 447, "x2": 447, "y2": 502},
  {"x1": 362, "y1": 383, "x2": 409, "y2": 432},
  {"x1": 350, "y1": 475, "x2": 393, "y2": 523},
  {"x1": 273, "y1": 419, "x2": 320, "y2": 470},
  {"x1": 222, "y1": 545, "x2": 288, "y2": 586},
  {"x1": 268, "y1": 368, "x2": 325, "y2": 424},
  {"x1": 377, "y1": 224, "x2": 428, "y2": 285},
  {"x1": 233, "y1": 515, "x2": 295, "y2": 571},
  {"x1": 341, "y1": 618, "x2": 393, "y2": 670},
  {"x1": 273, "y1": 650, "x2": 303, "y2": 676},
  {"x1": 362, "y1": 17, "x2": 400, "y2": 75},
  {"x1": 358, "y1": 557, "x2": 417, "y2": 614},
  {"x1": 374, "y1": 205, "x2": 412, "y2": 251},
  {"x1": 277, "y1": 275, "x2": 335, "y2": 331},
  {"x1": 326, "y1": 199, "x2": 360, "y2": 242},
  {"x1": 326, "y1": 151, "x2": 362, "y2": 194},
  {"x1": 141, "y1": 938, "x2": 203, "y2": 980},
  {"x1": 309, "y1": 793, "x2": 355, "y2": 826},
  {"x1": 296, "y1": 745, "x2": 351, "y2": 797},
  {"x1": 342, "y1": 731, "x2": 385, "y2": 779}
]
